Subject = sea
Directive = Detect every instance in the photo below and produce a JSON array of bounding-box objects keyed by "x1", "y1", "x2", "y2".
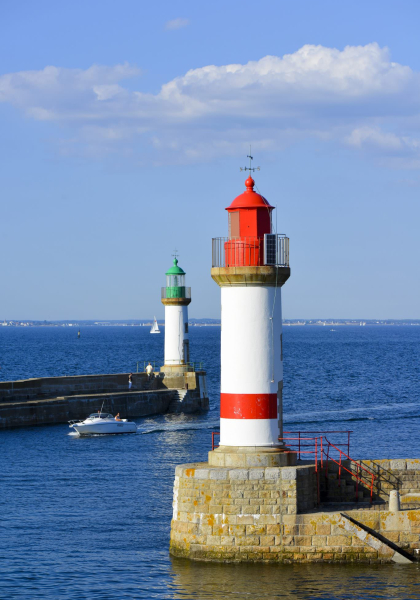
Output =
[{"x1": 0, "y1": 325, "x2": 419, "y2": 599}]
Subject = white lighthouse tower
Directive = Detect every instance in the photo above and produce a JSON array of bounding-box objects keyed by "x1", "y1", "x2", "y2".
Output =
[
  {"x1": 161, "y1": 256, "x2": 191, "y2": 371},
  {"x1": 211, "y1": 172, "x2": 290, "y2": 451}
]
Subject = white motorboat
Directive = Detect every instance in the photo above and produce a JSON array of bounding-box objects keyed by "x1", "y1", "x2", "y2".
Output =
[{"x1": 69, "y1": 413, "x2": 137, "y2": 435}]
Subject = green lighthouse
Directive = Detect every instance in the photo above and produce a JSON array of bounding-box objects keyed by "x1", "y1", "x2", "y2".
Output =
[{"x1": 161, "y1": 256, "x2": 191, "y2": 367}]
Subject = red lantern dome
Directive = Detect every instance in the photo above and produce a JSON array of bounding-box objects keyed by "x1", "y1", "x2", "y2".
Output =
[{"x1": 226, "y1": 177, "x2": 274, "y2": 239}]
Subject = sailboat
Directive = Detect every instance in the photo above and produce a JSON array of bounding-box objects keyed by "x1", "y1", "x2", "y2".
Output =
[{"x1": 150, "y1": 317, "x2": 160, "y2": 334}]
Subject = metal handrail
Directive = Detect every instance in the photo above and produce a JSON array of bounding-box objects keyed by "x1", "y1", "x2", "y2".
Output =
[
  {"x1": 323, "y1": 438, "x2": 376, "y2": 503},
  {"x1": 280, "y1": 434, "x2": 377, "y2": 504},
  {"x1": 284, "y1": 430, "x2": 352, "y2": 459},
  {"x1": 136, "y1": 361, "x2": 203, "y2": 373},
  {"x1": 185, "y1": 362, "x2": 204, "y2": 371},
  {"x1": 212, "y1": 431, "x2": 219, "y2": 451}
]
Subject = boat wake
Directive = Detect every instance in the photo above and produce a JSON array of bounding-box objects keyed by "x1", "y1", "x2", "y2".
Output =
[{"x1": 138, "y1": 422, "x2": 219, "y2": 435}]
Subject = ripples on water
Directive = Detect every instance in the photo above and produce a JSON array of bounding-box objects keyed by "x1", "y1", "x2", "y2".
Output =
[{"x1": 0, "y1": 326, "x2": 420, "y2": 599}]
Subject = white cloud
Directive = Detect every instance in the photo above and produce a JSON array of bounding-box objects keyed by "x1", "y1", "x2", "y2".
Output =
[
  {"x1": 346, "y1": 127, "x2": 420, "y2": 158},
  {"x1": 1, "y1": 44, "x2": 420, "y2": 166},
  {"x1": 165, "y1": 18, "x2": 190, "y2": 30},
  {"x1": 346, "y1": 127, "x2": 403, "y2": 150}
]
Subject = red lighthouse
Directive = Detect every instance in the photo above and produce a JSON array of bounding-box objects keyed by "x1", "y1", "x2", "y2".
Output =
[{"x1": 212, "y1": 170, "x2": 290, "y2": 450}]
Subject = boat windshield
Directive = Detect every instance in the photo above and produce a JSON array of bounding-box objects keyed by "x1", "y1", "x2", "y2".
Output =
[{"x1": 88, "y1": 413, "x2": 114, "y2": 419}]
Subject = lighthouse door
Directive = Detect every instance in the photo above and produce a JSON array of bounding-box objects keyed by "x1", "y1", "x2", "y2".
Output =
[{"x1": 183, "y1": 340, "x2": 190, "y2": 364}]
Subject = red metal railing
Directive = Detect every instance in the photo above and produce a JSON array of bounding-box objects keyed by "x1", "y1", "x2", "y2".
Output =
[
  {"x1": 281, "y1": 433, "x2": 376, "y2": 504},
  {"x1": 212, "y1": 431, "x2": 219, "y2": 451},
  {"x1": 284, "y1": 430, "x2": 352, "y2": 460},
  {"x1": 211, "y1": 430, "x2": 350, "y2": 454}
]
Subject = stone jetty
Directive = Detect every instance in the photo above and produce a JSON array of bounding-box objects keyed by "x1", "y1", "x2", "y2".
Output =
[{"x1": 0, "y1": 370, "x2": 209, "y2": 429}]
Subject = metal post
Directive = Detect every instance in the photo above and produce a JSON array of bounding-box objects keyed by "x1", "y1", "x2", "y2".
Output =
[
  {"x1": 320, "y1": 436, "x2": 323, "y2": 469},
  {"x1": 325, "y1": 443, "x2": 330, "y2": 476},
  {"x1": 315, "y1": 437, "x2": 320, "y2": 506},
  {"x1": 298, "y1": 431, "x2": 301, "y2": 460},
  {"x1": 356, "y1": 464, "x2": 359, "y2": 503},
  {"x1": 338, "y1": 450, "x2": 342, "y2": 487},
  {"x1": 348, "y1": 431, "x2": 350, "y2": 456},
  {"x1": 370, "y1": 474, "x2": 374, "y2": 504}
]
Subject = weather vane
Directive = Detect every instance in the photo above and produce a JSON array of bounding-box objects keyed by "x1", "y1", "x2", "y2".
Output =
[
  {"x1": 240, "y1": 145, "x2": 260, "y2": 174},
  {"x1": 172, "y1": 249, "x2": 179, "y2": 260}
]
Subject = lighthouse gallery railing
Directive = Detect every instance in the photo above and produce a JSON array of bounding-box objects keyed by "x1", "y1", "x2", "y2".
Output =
[{"x1": 212, "y1": 234, "x2": 289, "y2": 268}]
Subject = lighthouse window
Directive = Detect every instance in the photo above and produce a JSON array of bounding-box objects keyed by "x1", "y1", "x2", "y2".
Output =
[
  {"x1": 185, "y1": 323, "x2": 188, "y2": 333},
  {"x1": 229, "y1": 211, "x2": 240, "y2": 238},
  {"x1": 280, "y1": 334, "x2": 283, "y2": 361}
]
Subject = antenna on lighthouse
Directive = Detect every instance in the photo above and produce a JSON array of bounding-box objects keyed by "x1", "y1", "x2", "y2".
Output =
[{"x1": 240, "y1": 145, "x2": 260, "y2": 173}]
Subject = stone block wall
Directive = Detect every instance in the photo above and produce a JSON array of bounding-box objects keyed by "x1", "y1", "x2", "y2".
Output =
[
  {"x1": 279, "y1": 510, "x2": 420, "y2": 563},
  {"x1": 347, "y1": 509, "x2": 420, "y2": 555},
  {"x1": 170, "y1": 462, "x2": 318, "y2": 562}
]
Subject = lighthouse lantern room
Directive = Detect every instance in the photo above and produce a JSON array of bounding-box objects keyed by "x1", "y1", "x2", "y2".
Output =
[{"x1": 211, "y1": 172, "x2": 290, "y2": 452}]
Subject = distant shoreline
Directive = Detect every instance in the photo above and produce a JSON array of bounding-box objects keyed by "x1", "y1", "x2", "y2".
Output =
[{"x1": 1, "y1": 319, "x2": 419, "y2": 328}]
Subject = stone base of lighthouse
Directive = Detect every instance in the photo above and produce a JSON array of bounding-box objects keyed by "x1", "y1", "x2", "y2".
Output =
[
  {"x1": 169, "y1": 456, "x2": 318, "y2": 563},
  {"x1": 208, "y1": 446, "x2": 293, "y2": 468}
]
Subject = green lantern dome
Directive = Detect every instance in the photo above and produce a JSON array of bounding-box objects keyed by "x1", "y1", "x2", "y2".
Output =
[
  {"x1": 165, "y1": 258, "x2": 186, "y2": 276},
  {"x1": 165, "y1": 258, "x2": 186, "y2": 299}
]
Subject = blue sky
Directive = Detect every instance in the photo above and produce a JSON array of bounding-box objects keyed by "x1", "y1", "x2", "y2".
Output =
[{"x1": 1, "y1": 0, "x2": 419, "y2": 320}]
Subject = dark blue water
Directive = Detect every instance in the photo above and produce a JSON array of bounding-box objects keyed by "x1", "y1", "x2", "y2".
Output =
[{"x1": 1, "y1": 326, "x2": 420, "y2": 599}]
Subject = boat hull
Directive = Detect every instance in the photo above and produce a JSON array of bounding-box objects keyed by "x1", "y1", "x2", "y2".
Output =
[{"x1": 71, "y1": 422, "x2": 137, "y2": 435}]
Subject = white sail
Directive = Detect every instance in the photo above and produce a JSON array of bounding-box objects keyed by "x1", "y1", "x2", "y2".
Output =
[{"x1": 150, "y1": 316, "x2": 160, "y2": 334}]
